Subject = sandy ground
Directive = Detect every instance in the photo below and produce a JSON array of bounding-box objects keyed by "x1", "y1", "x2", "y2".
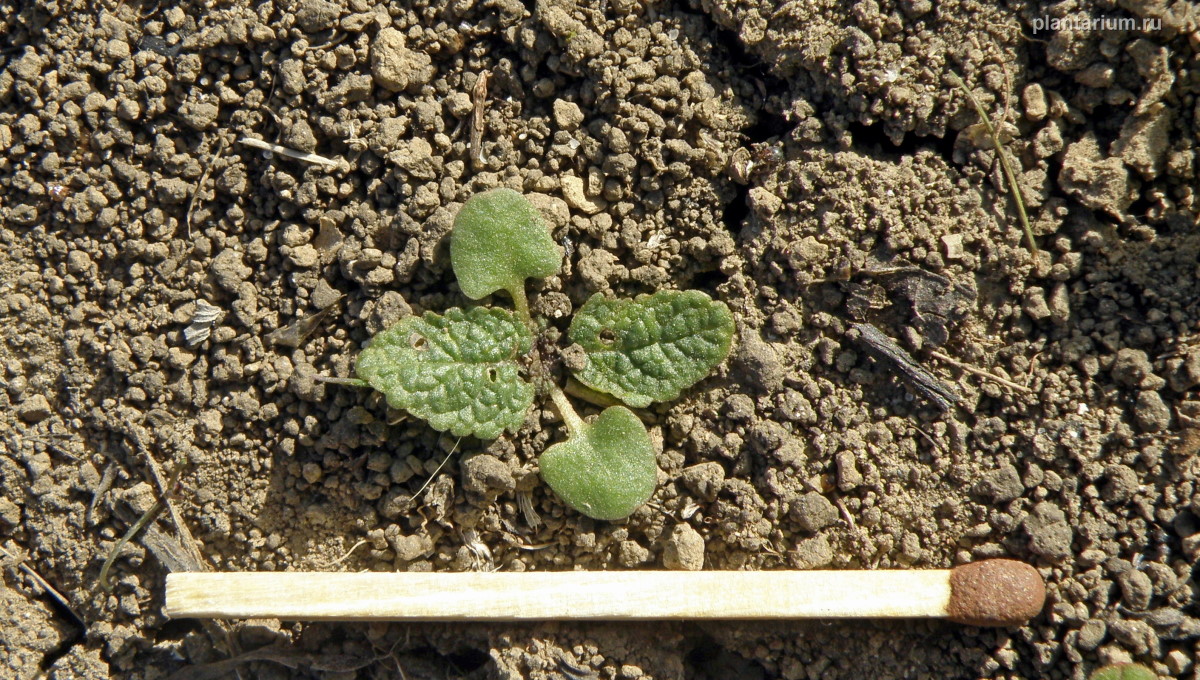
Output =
[{"x1": 1, "y1": 0, "x2": 1198, "y2": 678}]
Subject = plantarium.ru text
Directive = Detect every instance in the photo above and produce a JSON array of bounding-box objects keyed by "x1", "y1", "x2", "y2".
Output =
[{"x1": 353, "y1": 188, "x2": 734, "y2": 520}]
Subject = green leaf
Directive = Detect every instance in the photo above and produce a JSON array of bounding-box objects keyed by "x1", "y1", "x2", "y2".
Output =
[
  {"x1": 1089, "y1": 664, "x2": 1158, "y2": 680},
  {"x1": 355, "y1": 307, "x2": 534, "y2": 439},
  {"x1": 540, "y1": 406, "x2": 657, "y2": 520},
  {"x1": 451, "y1": 188, "x2": 561, "y2": 303},
  {"x1": 568, "y1": 290, "x2": 735, "y2": 408}
]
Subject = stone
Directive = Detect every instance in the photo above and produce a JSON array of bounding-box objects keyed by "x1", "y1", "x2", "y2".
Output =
[
  {"x1": 789, "y1": 534, "x2": 833, "y2": 569},
  {"x1": 294, "y1": 0, "x2": 340, "y2": 32},
  {"x1": 790, "y1": 492, "x2": 838, "y2": 533},
  {"x1": 1107, "y1": 619, "x2": 1157, "y2": 655},
  {"x1": 560, "y1": 174, "x2": 606, "y2": 214},
  {"x1": 461, "y1": 454, "x2": 515, "y2": 498},
  {"x1": 388, "y1": 533, "x2": 432, "y2": 562},
  {"x1": 211, "y1": 249, "x2": 251, "y2": 292},
  {"x1": 1023, "y1": 287, "x2": 1051, "y2": 321},
  {"x1": 1111, "y1": 348, "x2": 1154, "y2": 388},
  {"x1": 1059, "y1": 133, "x2": 1138, "y2": 220},
  {"x1": 835, "y1": 451, "x2": 863, "y2": 490},
  {"x1": 287, "y1": 244, "x2": 319, "y2": 268},
  {"x1": 678, "y1": 462, "x2": 724, "y2": 502},
  {"x1": 1076, "y1": 620, "x2": 1106, "y2": 650},
  {"x1": 976, "y1": 465, "x2": 1024, "y2": 503},
  {"x1": 16, "y1": 394, "x2": 52, "y2": 423},
  {"x1": 371, "y1": 27, "x2": 434, "y2": 91},
  {"x1": 1023, "y1": 501, "x2": 1073, "y2": 560},
  {"x1": 662, "y1": 523, "x2": 704, "y2": 570},
  {"x1": 1101, "y1": 464, "x2": 1138, "y2": 503},
  {"x1": 1022, "y1": 83, "x2": 1048, "y2": 121},
  {"x1": 1117, "y1": 569, "x2": 1153, "y2": 610},
  {"x1": 1133, "y1": 391, "x2": 1170, "y2": 432},
  {"x1": 1165, "y1": 649, "x2": 1192, "y2": 676},
  {"x1": 553, "y1": 99, "x2": 584, "y2": 130}
]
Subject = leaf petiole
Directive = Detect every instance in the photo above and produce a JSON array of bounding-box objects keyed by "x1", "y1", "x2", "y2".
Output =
[
  {"x1": 549, "y1": 386, "x2": 585, "y2": 438},
  {"x1": 509, "y1": 284, "x2": 533, "y2": 327}
]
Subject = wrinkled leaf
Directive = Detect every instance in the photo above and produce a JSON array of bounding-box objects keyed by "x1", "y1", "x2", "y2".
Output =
[
  {"x1": 355, "y1": 307, "x2": 534, "y2": 439},
  {"x1": 451, "y1": 188, "x2": 561, "y2": 301},
  {"x1": 540, "y1": 406, "x2": 657, "y2": 520},
  {"x1": 569, "y1": 290, "x2": 735, "y2": 408}
]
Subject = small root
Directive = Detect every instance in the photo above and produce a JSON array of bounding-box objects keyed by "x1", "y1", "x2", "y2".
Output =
[
  {"x1": 948, "y1": 72, "x2": 1038, "y2": 255},
  {"x1": 239, "y1": 136, "x2": 346, "y2": 170},
  {"x1": 929, "y1": 349, "x2": 1034, "y2": 394}
]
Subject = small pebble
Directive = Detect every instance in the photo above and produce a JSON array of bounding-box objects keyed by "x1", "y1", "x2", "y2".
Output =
[
  {"x1": 662, "y1": 523, "x2": 704, "y2": 570},
  {"x1": 834, "y1": 451, "x2": 862, "y2": 490},
  {"x1": 560, "y1": 174, "x2": 606, "y2": 214},
  {"x1": 1023, "y1": 501, "x2": 1073, "y2": 560},
  {"x1": 17, "y1": 394, "x2": 52, "y2": 423},
  {"x1": 1117, "y1": 569, "x2": 1153, "y2": 610},
  {"x1": 1077, "y1": 620, "x2": 1107, "y2": 650},
  {"x1": 976, "y1": 464, "x2": 1023, "y2": 503},
  {"x1": 790, "y1": 492, "x2": 838, "y2": 533},
  {"x1": 1022, "y1": 83, "x2": 1048, "y2": 121},
  {"x1": 789, "y1": 534, "x2": 833, "y2": 569},
  {"x1": 553, "y1": 99, "x2": 584, "y2": 130},
  {"x1": 1133, "y1": 391, "x2": 1170, "y2": 432},
  {"x1": 1101, "y1": 464, "x2": 1138, "y2": 503}
]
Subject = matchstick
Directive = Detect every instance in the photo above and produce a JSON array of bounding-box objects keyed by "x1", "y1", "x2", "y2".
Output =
[{"x1": 164, "y1": 559, "x2": 1044, "y2": 627}]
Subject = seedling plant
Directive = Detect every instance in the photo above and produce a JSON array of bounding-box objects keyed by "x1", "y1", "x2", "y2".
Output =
[{"x1": 352, "y1": 188, "x2": 734, "y2": 520}]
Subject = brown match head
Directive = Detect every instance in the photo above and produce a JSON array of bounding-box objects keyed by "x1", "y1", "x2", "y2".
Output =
[{"x1": 946, "y1": 559, "x2": 1045, "y2": 627}]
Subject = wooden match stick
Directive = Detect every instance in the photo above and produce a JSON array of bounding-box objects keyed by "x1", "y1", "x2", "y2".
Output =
[{"x1": 164, "y1": 559, "x2": 1043, "y2": 627}]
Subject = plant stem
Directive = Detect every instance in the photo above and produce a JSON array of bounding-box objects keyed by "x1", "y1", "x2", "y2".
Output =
[
  {"x1": 509, "y1": 285, "x2": 533, "y2": 327},
  {"x1": 948, "y1": 73, "x2": 1039, "y2": 255},
  {"x1": 549, "y1": 386, "x2": 585, "y2": 438}
]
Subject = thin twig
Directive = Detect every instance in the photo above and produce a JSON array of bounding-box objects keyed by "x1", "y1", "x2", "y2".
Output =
[
  {"x1": 0, "y1": 544, "x2": 86, "y2": 627},
  {"x1": 833, "y1": 496, "x2": 859, "y2": 534},
  {"x1": 948, "y1": 72, "x2": 1039, "y2": 255},
  {"x1": 852, "y1": 323, "x2": 962, "y2": 411},
  {"x1": 239, "y1": 136, "x2": 343, "y2": 169},
  {"x1": 312, "y1": 539, "x2": 369, "y2": 569},
  {"x1": 99, "y1": 496, "x2": 166, "y2": 591},
  {"x1": 413, "y1": 437, "x2": 462, "y2": 499},
  {"x1": 186, "y1": 135, "x2": 228, "y2": 237},
  {"x1": 470, "y1": 70, "x2": 490, "y2": 169},
  {"x1": 107, "y1": 414, "x2": 207, "y2": 575},
  {"x1": 86, "y1": 463, "x2": 118, "y2": 527},
  {"x1": 139, "y1": 449, "x2": 204, "y2": 571},
  {"x1": 928, "y1": 349, "x2": 1034, "y2": 394},
  {"x1": 912, "y1": 425, "x2": 946, "y2": 455},
  {"x1": 99, "y1": 465, "x2": 183, "y2": 592}
]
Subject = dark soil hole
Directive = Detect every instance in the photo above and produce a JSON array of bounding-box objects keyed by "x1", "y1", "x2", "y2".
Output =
[
  {"x1": 743, "y1": 109, "x2": 791, "y2": 144},
  {"x1": 685, "y1": 637, "x2": 767, "y2": 680},
  {"x1": 154, "y1": 617, "x2": 202, "y2": 642},
  {"x1": 689, "y1": 269, "x2": 727, "y2": 297},
  {"x1": 722, "y1": 190, "x2": 751, "y2": 236},
  {"x1": 38, "y1": 606, "x2": 84, "y2": 670},
  {"x1": 847, "y1": 120, "x2": 956, "y2": 162},
  {"x1": 1126, "y1": 193, "x2": 1156, "y2": 226},
  {"x1": 444, "y1": 646, "x2": 490, "y2": 672},
  {"x1": 722, "y1": 108, "x2": 791, "y2": 236}
]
